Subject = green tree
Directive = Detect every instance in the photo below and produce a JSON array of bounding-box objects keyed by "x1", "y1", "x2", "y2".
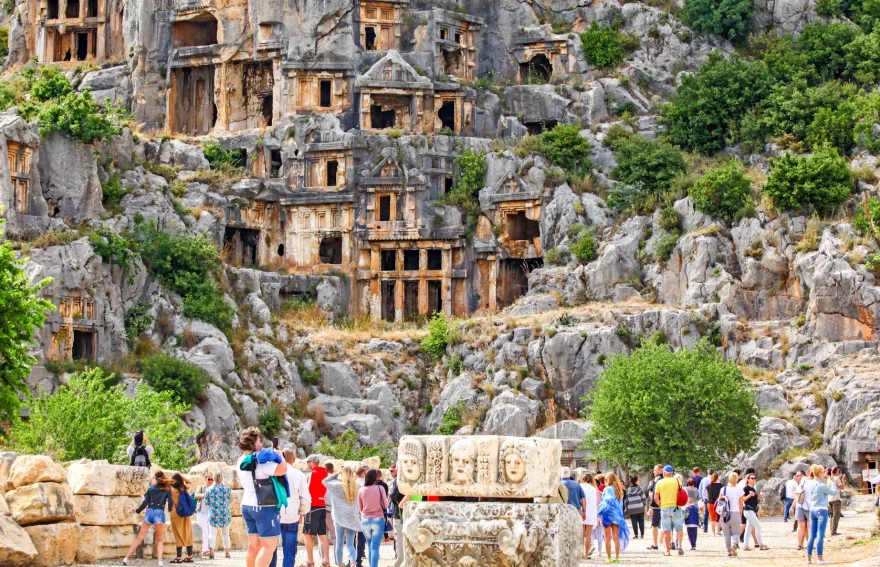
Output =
[
  {"x1": 843, "y1": 30, "x2": 880, "y2": 84},
  {"x1": 798, "y1": 22, "x2": 860, "y2": 81},
  {"x1": 685, "y1": 0, "x2": 754, "y2": 40},
  {"x1": 313, "y1": 429, "x2": 397, "y2": 466},
  {"x1": 140, "y1": 354, "x2": 209, "y2": 406},
  {"x1": 538, "y1": 124, "x2": 594, "y2": 177},
  {"x1": 581, "y1": 340, "x2": 759, "y2": 471},
  {"x1": 763, "y1": 146, "x2": 853, "y2": 215},
  {"x1": 611, "y1": 136, "x2": 687, "y2": 194},
  {"x1": 421, "y1": 312, "x2": 449, "y2": 360},
  {"x1": 0, "y1": 213, "x2": 54, "y2": 433},
  {"x1": 688, "y1": 161, "x2": 753, "y2": 222},
  {"x1": 580, "y1": 23, "x2": 625, "y2": 68},
  {"x1": 29, "y1": 66, "x2": 73, "y2": 102},
  {"x1": 442, "y1": 150, "x2": 487, "y2": 230}
]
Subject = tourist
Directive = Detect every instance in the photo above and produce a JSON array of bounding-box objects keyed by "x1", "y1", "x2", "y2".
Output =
[
  {"x1": 170, "y1": 473, "x2": 195, "y2": 563},
  {"x1": 737, "y1": 468, "x2": 756, "y2": 545},
  {"x1": 705, "y1": 472, "x2": 722, "y2": 536},
  {"x1": 376, "y1": 469, "x2": 390, "y2": 542},
  {"x1": 122, "y1": 470, "x2": 173, "y2": 566},
  {"x1": 784, "y1": 471, "x2": 800, "y2": 523},
  {"x1": 272, "y1": 449, "x2": 310, "y2": 567},
  {"x1": 358, "y1": 469, "x2": 389, "y2": 567},
  {"x1": 128, "y1": 431, "x2": 153, "y2": 468},
  {"x1": 596, "y1": 473, "x2": 606, "y2": 493},
  {"x1": 304, "y1": 455, "x2": 330, "y2": 567},
  {"x1": 325, "y1": 462, "x2": 336, "y2": 547},
  {"x1": 685, "y1": 493, "x2": 700, "y2": 551},
  {"x1": 324, "y1": 465, "x2": 362, "y2": 567},
  {"x1": 719, "y1": 472, "x2": 745, "y2": 558},
  {"x1": 561, "y1": 467, "x2": 586, "y2": 520},
  {"x1": 653, "y1": 465, "x2": 684, "y2": 556},
  {"x1": 237, "y1": 427, "x2": 288, "y2": 567},
  {"x1": 204, "y1": 471, "x2": 233, "y2": 560},
  {"x1": 388, "y1": 464, "x2": 406, "y2": 567},
  {"x1": 691, "y1": 468, "x2": 703, "y2": 491},
  {"x1": 807, "y1": 464, "x2": 839, "y2": 565},
  {"x1": 827, "y1": 466, "x2": 845, "y2": 536},
  {"x1": 355, "y1": 464, "x2": 369, "y2": 567},
  {"x1": 624, "y1": 477, "x2": 646, "y2": 540},
  {"x1": 646, "y1": 464, "x2": 663, "y2": 550},
  {"x1": 741, "y1": 472, "x2": 768, "y2": 551},
  {"x1": 597, "y1": 472, "x2": 630, "y2": 563},
  {"x1": 685, "y1": 477, "x2": 699, "y2": 505},
  {"x1": 193, "y1": 473, "x2": 214, "y2": 558},
  {"x1": 792, "y1": 468, "x2": 814, "y2": 551},
  {"x1": 580, "y1": 472, "x2": 600, "y2": 558},
  {"x1": 698, "y1": 469, "x2": 713, "y2": 533}
]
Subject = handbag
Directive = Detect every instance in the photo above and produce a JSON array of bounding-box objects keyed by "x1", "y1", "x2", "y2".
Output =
[{"x1": 254, "y1": 477, "x2": 279, "y2": 507}]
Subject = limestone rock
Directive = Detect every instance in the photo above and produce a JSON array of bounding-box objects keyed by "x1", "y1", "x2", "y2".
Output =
[
  {"x1": 736, "y1": 417, "x2": 811, "y2": 475},
  {"x1": 482, "y1": 391, "x2": 541, "y2": 438},
  {"x1": 6, "y1": 481, "x2": 75, "y2": 526},
  {"x1": 5, "y1": 454, "x2": 66, "y2": 490},
  {"x1": 319, "y1": 361, "x2": 362, "y2": 398},
  {"x1": 24, "y1": 522, "x2": 79, "y2": 566},
  {"x1": 74, "y1": 495, "x2": 142, "y2": 526},
  {"x1": 37, "y1": 131, "x2": 104, "y2": 222},
  {"x1": 0, "y1": 452, "x2": 18, "y2": 490},
  {"x1": 66, "y1": 462, "x2": 150, "y2": 497},
  {"x1": 0, "y1": 515, "x2": 38, "y2": 566},
  {"x1": 75, "y1": 525, "x2": 140, "y2": 562},
  {"x1": 756, "y1": 385, "x2": 789, "y2": 413}
]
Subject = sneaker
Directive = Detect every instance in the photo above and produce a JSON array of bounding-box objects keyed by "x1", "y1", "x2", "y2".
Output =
[
  {"x1": 691, "y1": 547, "x2": 696, "y2": 551},
  {"x1": 678, "y1": 548, "x2": 685, "y2": 556},
  {"x1": 122, "y1": 560, "x2": 129, "y2": 566},
  {"x1": 158, "y1": 563, "x2": 164, "y2": 567},
  {"x1": 647, "y1": 545, "x2": 658, "y2": 550}
]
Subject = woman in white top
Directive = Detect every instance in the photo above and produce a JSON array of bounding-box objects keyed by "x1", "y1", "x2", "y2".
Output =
[
  {"x1": 719, "y1": 472, "x2": 745, "y2": 558},
  {"x1": 579, "y1": 472, "x2": 601, "y2": 559}
]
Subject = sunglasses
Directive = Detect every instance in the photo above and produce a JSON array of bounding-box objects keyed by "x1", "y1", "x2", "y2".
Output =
[{"x1": 206, "y1": 478, "x2": 214, "y2": 482}]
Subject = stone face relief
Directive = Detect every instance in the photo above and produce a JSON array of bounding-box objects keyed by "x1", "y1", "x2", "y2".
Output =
[{"x1": 396, "y1": 435, "x2": 561, "y2": 498}]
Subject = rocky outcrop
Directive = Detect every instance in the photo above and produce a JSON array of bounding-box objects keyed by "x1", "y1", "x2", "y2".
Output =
[{"x1": 6, "y1": 482, "x2": 76, "y2": 526}]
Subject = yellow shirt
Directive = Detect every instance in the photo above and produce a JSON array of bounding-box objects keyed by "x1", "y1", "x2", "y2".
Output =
[{"x1": 655, "y1": 477, "x2": 680, "y2": 509}]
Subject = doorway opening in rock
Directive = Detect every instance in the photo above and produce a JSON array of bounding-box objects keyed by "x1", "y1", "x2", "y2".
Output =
[
  {"x1": 498, "y1": 257, "x2": 543, "y2": 309},
  {"x1": 47, "y1": 0, "x2": 59, "y2": 19},
  {"x1": 76, "y1": 33, "x2": 89, "y2": 60},
  {"x1": 521, "y1": 54, "x2": 552, "y2": 84},
  {"x1": 370, "y1": 104, "x2": 396, "y2": 129},
  {"x1": 378, "y1": 195, "x2": 392, "y2": 221},
  {"x1": 224, "y1": 227, "x2": 259, "y2": 268},
  {"x1": 365, "y1": 27, "x2": 377, "y2": 50},
  {"x1": 319, "y1": 237, "x2": 342, "y2": 264},
  {"x1": 438, "y1": 101, "x2": 455, "y2": 131},
  {"x1": 171, "y1": 66, "x2": 217, "y2": 135},
  {"x1": 403, "y1": 249, "x2": 419, "y2": 271},
  {"x1": 428, "y1": 280, "x2": 442, "y2": 316},
  {"x1": 277, "y1": 244, "x2": 285, "y2": 257},
  {"x1": 404, "y1": 280, "x2": 419, "y2": 321},
  {"x1": 381, "y1": 280, "x2": 395, "y2": 321},
  {"x1": 87, "y1": 0, "x2": 98, "y2": 17},
  {"x1": 326, "y1": 160, "x2": 338, "y2": 186},
  {"x1": 270, "y1": 149, "x2": 282, "y2": 177},
  {"x1": 444, "y1": 176, "x2": 453, "y2": 195},
  {"x1": 320, "y1": 80, "x2": 332, "y2": 107},
  {"x1": 381, "y1": 250, "x2": 396, "y2": 271},
  {"x1": 172, "y1": 13, "x2": 219, "y2": 48},
  {"x1": 72, "y1": 329, "x2": 95, "y2": 360},
  {"x1": 427, "y1": 249, "x2": 442, "y2": 270},
  {"x1": 261, "y1": 95, "x2": 273, "y2": 127},
  {"x1": 66, "y1": 0, "x2": 80, "y2": 18},
  {"x1": 506, "y1": 211, "x2": 540, "y2": 241},
  {"x1": 524, "y1": 120, "x2": 557, "y2": 136}
]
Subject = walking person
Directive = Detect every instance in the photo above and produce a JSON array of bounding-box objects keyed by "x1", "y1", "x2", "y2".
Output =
[
  {"x1": 705, "y1": 472, "x2": 723, "y2": 536},
  {"x1": 784, "y1": 471, "x2": 800, "y2": 524},
  {"x1": 354, "y1": 464, "x2": 369, "y2": 567},
  {"x1": 597, "y1": 472, "x2": 631, "y2": 563},
  {"x1": 827, "y1": 466, "x2": 845, "y2": 536},
  {"x1": 685, "y1": 494, "x2": 700, "y2": 551},
  {"x1": 376, "y1": 470, "x2": 390, "y2": 543},
  {"x1": 323, "y1": 466, "x2": 362, "y2": 567},
  {"x1": 358, "y1": 470, "x2": 389, "y2": 567},
  {"x1": 237, "y1": 427, "x2": 288, "y2": 567},
  {"x1": 169, "y1": 473, "x2": 195, "y2": 563},
  {"x1": 122, "y1": 470, "x2": 173, "y2": 566},
  {"x1": 269, "y1": 449, "x2": 310, "y2": 567},
  {"x1": 741, "y1": 472, "x2": 769, "y2": 551},
  {"x1": 561, "y1": 467, "x2": 586, "y2": 521},
  {"x1": 807, "y1": 464, "x2": 839, "y2": 565},
  {"x1": 718, "y1": 472, "x2": 745, "y2": 558},
  {"x1": 699, "y1": 469, "x2": 713, "y2": 533},
  {"x1": 791, "y1": 469, "x2": 813, "y2": 551},
  {"x1": 646, "y1": 464, "x2": 663, "y2": 550},
  {"x1": 304, "y1": 455, "x2": 331, "y2": 567},
  {"x1": 580, "y1": 472, "x2": 600, "y2": 558},
  {"x1": 193, "y1": 474, "x2": 213, "y2": 558},
  {"x1": 653, "y1": 465, "x2": 684, "y2": 556},
  {"x1": 624, "y1": 477, "x2": 646, "y2": 540},
  {"x1": 204, "y1": 471, "x2": 233, "y2": 560}
]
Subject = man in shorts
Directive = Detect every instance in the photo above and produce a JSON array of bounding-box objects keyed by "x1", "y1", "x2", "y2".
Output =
[
  {"x1": 655, "y1": 465, "x2": 685, "y2": 556},
  {"x1": 304, "y1": 455, "x2": 330, "y2": 566},
  {"x1": 646, "y1": 464, "x2": 663, "y2": 550}
]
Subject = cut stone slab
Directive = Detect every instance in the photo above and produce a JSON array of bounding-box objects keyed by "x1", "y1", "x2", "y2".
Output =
[
  {"x1": 0, "y1": 515, "x2": 38, "y2": 566},
  {"x1": 74, "y1": 494, "x2": 142, "y2": 526},
  {"x1": 67, "y1": 462, "x2": 150, "y2": 496},
  {"x1": 24, "y1": 522, "x2": 79, "y2": 566},
  {"x1": 6, "y1": 481, "x2": 75, "y2": 526},
  {"x1": 6, "y1": 455, "x2": 66, "y2": 490}
]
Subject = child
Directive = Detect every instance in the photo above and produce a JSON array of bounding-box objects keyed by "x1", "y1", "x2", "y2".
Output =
[{"x1": 685, "y1": 498, "x2": 700, "y2": 551}]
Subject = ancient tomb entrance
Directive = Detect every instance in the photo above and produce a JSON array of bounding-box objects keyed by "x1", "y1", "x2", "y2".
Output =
[
  {"x1": 403, "y1": 249, "x2": 419, "y2": 271},
  {"x1": 498, "y1": 258, "x2": 543, "y2": 309},
  {"x1": 87, "y1": 0, "x2": 98, "y2": 17},
  {"x1": 506, "y1": 211, "x2": 540, "y2": 241},
  {"x1": 524, "y1": 120, "x2": 557, "y2": 136},
  {"x1": 403, "y1": 280, "x2": 419, "y2": 321},
  {"x1": 442, "y1": 49, "x2": 463, "y2": 77},
  {"x1": 224, "y1": 227, "x2": 259, "y2": 268},
  {"x1": 521, "y1": 54, "x2": 552, "y2": 84},
  {"x1": 381, "y1": 280, "x2": 396, "y2": 321},
  {"x1": 438, "y1": 101, "x2": 455, "y2": 131},
  {"x1": 171, "y1": 66, "x2": 216, "y2": 135},
  {"x1": 47, "y1": 0, "x2": 59, "y2": 19},
  {"x1": 370, "y1": 94, "x2": 411, "y2": 129},
  {"x1": 72, "y1": 329, "x2": 96, "y2": 360},
  {"x1": 365, "y1": 26, "x2": 378, "y2": 50},
  {"x1": 319, "y1": 236, "x2": 342, "y2": 264},
  {"x1": 320, "y1": 80, "x2": 332, "y2": 107},
  {"x1": 172, "y1": 13, "x2": 219, "y2": 48},
  {"x1": 326, "y1": 160, "x2": 338, "y2": 186},
  {"x1": 378, "y1": 195, "x2": 392, "y2": 222},
  {"x1": 381, "y1": 250, "x2": 397, "y2": 271},
  {"x1": 427, "y1": 249, "x2": 442, "y2": 270},
  {"x1": 427, "y1": 280, "x2": 442, "y2": 316}
]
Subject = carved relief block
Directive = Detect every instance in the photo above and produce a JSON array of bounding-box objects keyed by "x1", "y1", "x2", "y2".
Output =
[
  {"x1": 396, "y1": 435, "x2": 561, "y2": 498},
  {"x1": 403, "y1": 502, "x2": 581, "y2": 567}
]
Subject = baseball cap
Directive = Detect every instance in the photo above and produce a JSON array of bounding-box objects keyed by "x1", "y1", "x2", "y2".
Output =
[
  {"x1": 306, "y1": 455, "x2": 321, "y2": 464},
  {"x1": 663, "y1": 465, "x2": 674, "y2": 473}
]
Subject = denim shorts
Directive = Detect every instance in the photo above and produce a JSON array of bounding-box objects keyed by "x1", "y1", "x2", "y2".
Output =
[
  {"x1": 144, "y1": 508, "x2": 166, "y2": 525},
  {"x1": 242, "y1": 505, "x2": 281, "y2": 538},
  {"x1": 660, "y1": 507, "x2": 684, "y2": 532}
]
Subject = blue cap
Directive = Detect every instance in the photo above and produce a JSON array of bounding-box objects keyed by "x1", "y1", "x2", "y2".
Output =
[{"x1": 663, "y1": 465, "x2": 674, "y2": 473}]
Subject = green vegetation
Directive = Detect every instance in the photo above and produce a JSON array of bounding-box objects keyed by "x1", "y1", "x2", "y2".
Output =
[
  {"x1": 124, "y1": 301, "x2": 153, "y2": 341},
  {"x1": 688, "y1": 161, "x2": 753, "y2": 222},
  {"x1": 421, "y1": 312, "x2": 450, "y2": 360},
  {"x1": 259, "y1": 406, "x2": 284, "y2": 439},
  {"x1": 313, "y1": 429, "x2": 397, "y2": 466},
  {"x1": 101, "y1": 173, "x2": 128, "y2": 212},
  {"x1": 441, "y1": 150, "x2": 487, "y2": 231},
  {"x1": 202, "y1": 141, "x2": 246, "y2": 170},
  {"x1": 139, "y1": 354, "x2": 209, "y2": 406},
  {"x1": 655, "y1": 232, "x2": 680, "y2": 263},
  {"x1": 581, "y1": 339, "x2": 759, "y2": 470},
  {"x1": 438, "y1": 400, "x2": 466, "y2": 435},
  {"x1": 90, "y1": 227, "x2": 139, "y2": 274},
  {"x1": 580, "y1": 23, "x2": 626, "y2": 68},
  {"x1": 0, "y1": 27, "x2": 8, "y2": 59},
  {"x1": 763, "y1": 146, "x2": 852, "y2": 215},
  {"x1": 685, "y1": 0, "x2": 754, "y2": 40},
  {"x1": 610, "y1": 136, "x2": 687, "y2": 195},
  {"x1": 537, "y1": 124, "x2": 594, "y2": 177},
  {"x1": 9, "y1": 368, "x2": 194, "y2": 469},
  {"x1": 571, "y1": 229, "x2": 599, "y2": 263},
  {"x1": 0, "y1": 214, "x2": 55, "y2": 433}
]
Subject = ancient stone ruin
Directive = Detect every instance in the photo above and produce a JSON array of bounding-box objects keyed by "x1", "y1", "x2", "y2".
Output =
[{"x1": 397, "y1": 435, "x2": 581, "y2": 567}]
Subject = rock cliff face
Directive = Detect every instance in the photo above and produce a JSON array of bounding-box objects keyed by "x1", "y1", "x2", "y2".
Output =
[{"x1": 1, "y1": 0, "x2": 878, "y2": 504}]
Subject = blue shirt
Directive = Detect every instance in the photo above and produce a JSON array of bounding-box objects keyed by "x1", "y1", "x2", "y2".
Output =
[
  {"x1": 562, "y1": 479, "x2": 586, "y2": 510},
  {"x1": 810, "y1": 480, "x2": 838, "y2": 510},
  {"x1": 698, "y1": 476, "x2": 711, "y2": 500}
]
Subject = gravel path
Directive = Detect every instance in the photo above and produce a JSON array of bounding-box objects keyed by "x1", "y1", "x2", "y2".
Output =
[{"x1": 85, "y1": 511, "x2": 878, "y2": 567}]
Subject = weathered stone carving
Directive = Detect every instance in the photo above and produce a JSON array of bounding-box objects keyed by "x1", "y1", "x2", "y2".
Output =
[{"x1": 396, "y1": 435, "x2": 560, "y2": 498}]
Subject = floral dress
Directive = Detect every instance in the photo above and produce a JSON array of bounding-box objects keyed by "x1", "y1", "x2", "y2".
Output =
[{"x1": 205, "y1": 482, "x2": 232, "y2": 528}]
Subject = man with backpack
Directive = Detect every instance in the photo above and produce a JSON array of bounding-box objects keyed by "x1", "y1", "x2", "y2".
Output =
[
  {"x1": 653, "y1": 465, "x2": 685, "y2": 556},
  {"x1": 128, "y1": 432, "x2": 153, "y2": 468}
]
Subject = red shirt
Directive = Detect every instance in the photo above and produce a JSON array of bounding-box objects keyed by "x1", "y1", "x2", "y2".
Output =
[
  {"x1": 598, "y1": 484, "x2": 606, "y2": 493},
  {"x1": 308, "y1": 466, "x2": 328, "y2": 507}
]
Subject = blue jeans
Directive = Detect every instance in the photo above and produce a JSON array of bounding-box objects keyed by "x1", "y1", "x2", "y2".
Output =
[
  {"x1": 702, "y1": 502, "x2": 709, "y2": 532},
  {"x1": 335, "y1": 525, "x2": 357, "y2": 565},
  {"x1": 783, "y1": 498, "x2": 793, "y2": 521},
  {"x1": 281, "y1": 523, "x2": 298, "y2": 567},
  {"x1": 361, "y1": 517, "x2": 384, "y2": 567},
  {"x1": 807, "y1": 509, "x2": 829, "y2": 557}
]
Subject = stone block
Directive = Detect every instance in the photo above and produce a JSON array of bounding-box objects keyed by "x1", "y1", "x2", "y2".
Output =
[
  {"x1": 230, "y1": 489, "x2": 243, "y2": 517},
  {"x1": 67, "y1": 462, "x2": 150, "y2": 496},
  {"x1": 0, "y1": 490, "x2": 9, "y2": 516},
  {"x1": 5, "y1": 455, "x2": 66, "y2": 490},
  {"x1": 402, "y1": 502, "x2": 581, "y2": 567},
  {"x1": 0, "y1": 515, "x2": 38, "y2": 566},
  {"x1": 6, "y1": 481, "x2": 75, "y2": 526},
  {"x1": 396, "y1": 435, "x2": 561, "y2": 498},
  {"x1": 0, "y1": 452, "x2": 19, "y2": 490},
  {"x1": 74, "y1": 495, "x2": 142, "y2": 526},
  {"x1": 229, "y1": 516, "x2": 248, "y2": 550},
  {"x1": 24, "y1": 522, "x2": 78, "y2": 566}
]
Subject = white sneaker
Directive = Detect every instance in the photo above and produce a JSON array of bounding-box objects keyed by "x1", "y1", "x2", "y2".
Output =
[
  {"x1": 122, "y1": 559, "x2": 129, "y2": 566},
  {"x1": 158, "y1": 562, "x2": 164, "y2": 567},
  {"x1": 818, "y1": 561, "x2": 829, "y2": 565}
]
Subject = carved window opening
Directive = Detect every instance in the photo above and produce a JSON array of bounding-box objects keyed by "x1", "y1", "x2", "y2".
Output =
[
  {"x1": 319, "y1": 237, "x2": 342, "y2": 265},
  {"x1": 439, "y1": 28, "x2": 448, "y2": 40},
  {"x1": 87, "y1": 0, "x2": 98, "y2": 18},
  {"x1": 365, "y1": 27, "x2": 377, "y2": 51},
  {"x1": 320, "y1": 80, "x2": 332, "y2": 107},
  {"x1": 381, "y1": 250, "x2": 397, "y2": 271},
  {"x1": 438, "y1": 100, "x2": 455, "y2": 131},
  {"x1": 8, "y1": 142, "x2": 31, "y2": 215},
  {"x1": 370, "y1": 104, "x2": 396, "y2": 129},
  {"x1": 403, "y1": 249, "x2": 419, "y2": 271},
  {"x1": 427, "y1": 249, "x2": 442, "y2": 271},
  {"x1": 260, "y1": 95, "x2": 273, "y2": 127},
  {"x1": 498, "y1": 257, "x2": 543, "y2": 309},
  {"x1": 224, "y1": 227, "x2": 259, "y2": 268},
  {"x1": 444, "y1": 176, "x2": 453, "y2": 195},
  {"x1": 428, "y1": 280, "x2": 442, "y2": 316},
  {"x1": 454, "y1": 32, "x2": 462, "y2": 44},
  {"x1": 506, "y1": 211, "x2": 540, "y2": 241},
  {"x1": 47, "y1": 0, "x2": 59, "y2": 19},
  {"x1": 172, "y1": 13, "x2": 219, "y2": 48},
  {"x1": 403, "y1": 280, "x2": 419, "y2": 321},
  {"x1": 381, "y1": 280, "x2": 396, "y2": 321},
  {"x1": 72, "y1": 329, "x2": 95, "y2": 360},
  {"x1": 66, "y1": 0, "x2": 80, "y2": 19},
  {"x1": 524, "y1": 120, "x2": 557, "y2": 136},
  {"x1": 521, "y1": 54, "x2": 552, "y2": 85},
  {"x1": 76, "y1": 32, "x2": 90, "y2": 59},
  {"x1": 270, "y1": 149, "x2": 282, "y2": 177},
  {"x1": 326, "y1": 160, "x2": 338, "y2": 186},
  {"x1": 277, "y1": 244, "x2": 285, "y2": 257},
  {"x1": 378, "y1": 195, "x2": 392, "y2": 222}
]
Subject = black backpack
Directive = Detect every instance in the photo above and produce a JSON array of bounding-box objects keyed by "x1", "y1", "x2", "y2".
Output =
[{"x1": 130, "y1": 446, "x2": 151, "y2": 468}]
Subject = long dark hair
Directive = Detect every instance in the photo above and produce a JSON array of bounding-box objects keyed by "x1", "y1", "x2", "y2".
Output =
[
  {"x1": 153, "y1": 470, "x2": 173, "y2": 490},
  {"x1": 172, "y1": 472, "x2": 187, "y2": 491},
  {"x1": 365, "y1": 469, "x2": 378, "y2": 487}
]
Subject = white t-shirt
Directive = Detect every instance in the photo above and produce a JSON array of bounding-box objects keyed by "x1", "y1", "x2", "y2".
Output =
[
  {"x1": 723, "y1": 485, "x2": 745, "y2": 513},
  {"x1": 237, "y1": 455, "x2": 281, "y2": 507},
  {"x1": 785, "y1": 479, "x2": 798, "y2": 499},
  {"x1": 127, "y1": 445, "x2": 154, "y2": 458},
  {"x1": 802, "y1": 479, "x2": 817, "y2": 510}
]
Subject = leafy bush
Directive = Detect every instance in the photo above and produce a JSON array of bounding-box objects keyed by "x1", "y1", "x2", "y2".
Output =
[
  {"x1": 798, "y1": 22, "x2": 860, "y2": 81},
  {"x1": 544, "y1": 246, "x2": 571, "y2": 266},
  {"x1": 658, "y1": 206, "x2": 682, "y2": 232},
  {"x1": 421, "y1": 312, "x2": 450, "y2": 360},
  {"x1": 438, "y1": 400, "x2": 466, "y2": 435},
  {"x1": 139, "y1": 354, "x2": 209, "y2": 406},
  {"x1": 843, "y1": 29, "x2": 880, "y2": 84},
  {"x1": 0, "y1": 27, "x2": 8, "y2": 59},
  {"x1": 538, "y1": 124, "x2": 594, "y2": 176},
  {"x1": 688, "y1": 161, "x2": 753, "y2": 221},
  {"x1": 611, "y1": 136, "x2": 687, "y2": 194},
  {"x1": 259, "y1": 406, "x2": 284, "y2": 439},
  {"x1": 313, "y1": 429, "x2": 397, "y2": 466},
  {"x1": 763, "y1": 146, "x2": 852, "y2": 215},
  {"x1": 571, "y1": 229, "x2": 599, "y2": 263},
  {"x1": 441, "y1": 150, "x2": 487, "y2": 230},
  {"x1": 31, "y1": 89, "x2": 122, "y2": 144},
  {"x1": 124, "y1": 301, "x2": 153, "y2": 341},
  {"x1": 29, "y1": 67, "x2": 73, "y2": 102},
  {"x1": 655, "y1": 232, "x2": 680, "y2": 263},
  {"x1": 685, "y1": 0, "x2": 754, "y2": 40},
  {"x1": 852, "y1": 197, "x2": 880, "y2": 236},
  {"x1": 101, "y1": 173, "x2": 128, "y2": 211},
  {"x1": 202, "y1": 141, "x2": 246, "y2": 170},
  {"x1": 817, "y1": 0, "x2": 844, "y2": 16},
  {"x1": 580, "y1": 23, "x2": 625, "y2": 68}
]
